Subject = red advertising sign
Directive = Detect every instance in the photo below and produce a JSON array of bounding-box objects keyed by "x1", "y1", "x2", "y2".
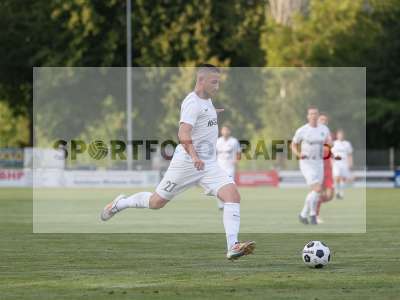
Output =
[
  {"x1": 0, "y1": 169, "x2": 24, "y2": 180},
  {"x1": 0, "y1": 169, "x2": 30, "y2": 187}
]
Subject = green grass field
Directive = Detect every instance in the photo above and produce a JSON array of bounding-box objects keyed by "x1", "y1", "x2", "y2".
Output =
[
  {"x1": 1, "y1": 188, "x2": 399, "y2": 300},
  {"x1": 32, "y1": 187, "x2": 365, "y2": 233}
]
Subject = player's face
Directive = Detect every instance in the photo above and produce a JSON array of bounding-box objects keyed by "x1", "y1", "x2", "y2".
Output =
[
  {"x1": 221, "y1": 126, "x2": 230, "y2": 137},
  {"x1": 203, "y1": 73, "x2": 220, "y2": 98},
  {"x1": 337, "y1": 131, "x2": 344, "y2": 140},
  {"x1": 318, "y1": 115, "x2": 328, "y2": 125},
  {"x1": 307, "y1": 109, "x2": 319, "y2": 124}
]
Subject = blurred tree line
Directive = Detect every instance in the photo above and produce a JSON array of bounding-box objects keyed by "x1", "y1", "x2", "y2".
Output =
[{"x1": 0, "y1": 0, "x2": 399, "y2": 149}]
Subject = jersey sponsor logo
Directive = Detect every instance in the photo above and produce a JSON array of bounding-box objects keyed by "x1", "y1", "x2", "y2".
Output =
[{"x1": 207, "y1": 118, "x2": 218, "y2": 127}]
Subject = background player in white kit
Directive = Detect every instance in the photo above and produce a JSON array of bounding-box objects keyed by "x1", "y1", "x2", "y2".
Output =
[
  {"x1": 216, "y1": 125, "x2": 241, "y2": 210},
  {"x1": 291, "y1": 107, "x2": 331, "y2": 225},
  {"x1": 332, "y1": 129, "x2": 353, "y2": 199},
  {"x1": 100, "y1": 64, "x2": 255, "y2": 260}
]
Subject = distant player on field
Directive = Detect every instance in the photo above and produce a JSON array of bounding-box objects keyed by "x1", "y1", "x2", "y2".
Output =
[
  {"x1": 100, "y1": 64, "x2": 255, "y2": 260},
  {"x1": 216, "y1": 125, "x2": 241, "y2": 210},
  {"x1": 315, "y1": 113, "x2": 335, "y2": 224},
  {"x1": 332, "y1": 129, "x2": 353, "y2": 199},
  {"x1": 291, "y1": 107, "x2": 331, "y2": 225}
]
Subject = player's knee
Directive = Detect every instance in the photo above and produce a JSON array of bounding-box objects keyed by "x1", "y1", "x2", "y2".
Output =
[
  {"x1": 326, "y1": 190, "x2": 334, "y2": 201},
  {"x1": 227, "y1": 190, "x2": 240, "y2": 203},
  {"x1": 218, "y1": 184, "x2": 240, "y2": 203},
  {"x1": 149, "y1": 200, "x2": 166, "y2": 209},
  {"x1": 313, "y1": 185, "x2": 322, "y2": 193},
  {"x1": 149, "y1": 195, "x2": 168, "y2": 209}
]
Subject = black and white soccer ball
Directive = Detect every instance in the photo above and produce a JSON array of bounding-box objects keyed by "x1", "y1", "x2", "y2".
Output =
[{"x1": 302, "y1": 241, "x2": 331, "y2": 268}]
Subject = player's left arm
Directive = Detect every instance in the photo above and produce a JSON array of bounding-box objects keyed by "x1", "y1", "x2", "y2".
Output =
[
  {"x1": 236, "y1": 152, "x2": 241, "y2": 162},
  {"x1": 324, "y1": 129, "x2": 336, "y2": 159},
  {"x1": 348, "y1": 154, "x2": 353, "y2": 169},
  {"x1": 235, "y1": 139, "x2": 241, "y2": 163},
  {"x1": 325, "y1": 134, "x2": 333, "y2": 147}
]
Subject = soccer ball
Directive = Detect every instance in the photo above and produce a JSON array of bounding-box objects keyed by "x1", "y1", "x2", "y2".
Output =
[{"x1": 302, "y1": 241, "x2": 331, "y2": 268}]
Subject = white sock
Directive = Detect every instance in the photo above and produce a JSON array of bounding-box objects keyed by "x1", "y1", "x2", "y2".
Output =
[
  {"x1": 339, "y1": 181, "x2": 345, "y2": 197},
  {"x1": 116, "y1": 192, "x2": 151, "y2": 210},
  {"x1": 300, "y1": 193, "x2": 310, "y2": 218},
  {"x1": 223, "y1": 203, "x2": 240, "y2": 250},
  {"x1": 307, "y1": 191, "x2": 320, "y2": 216},
  {"x1": 217, "y1": 199, "x2": 224, "y2": 209}
]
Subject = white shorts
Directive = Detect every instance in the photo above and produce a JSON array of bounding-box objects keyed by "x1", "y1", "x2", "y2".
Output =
[
  {"x1": 300, "y1": 160, "x2": 323, "y2": 186},
  {"x1": 219, "y1": 166, "x2": 235, "y2": 180},
  {"x1": 333, "y1": 163, "x2": 351, "y2": 179},
  {"x1": 155, "y1": 157, "x2": 234, "y2": 200}
]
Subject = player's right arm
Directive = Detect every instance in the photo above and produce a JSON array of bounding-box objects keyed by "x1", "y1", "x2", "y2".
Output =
[
  {"x1": 291, "y1": 141, "x2": 303, "y2": 159},
  {"x1": 179, "y1": 97, "x2": 204, "y2": 170},
  {"x1": 331, "y1": 141, "x2": 342, "y2": 161},
  {"x1": 291, "y1": 127, "x2": 306, "y2": 159},
  {"x1": 178, "y1": 123, "x2": 204, "y2": 170}
]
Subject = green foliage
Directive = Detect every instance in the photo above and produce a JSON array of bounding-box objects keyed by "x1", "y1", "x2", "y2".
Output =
[
  {"x1": 0, "y1": 0, "x2": 399, "y2": 148},
  {"x1": 262, "y1": 0, "x2": 400, "y2": 147},
  {"x1": 1, "y1": 188, "x2": 400, "y2": 298},
  {"x1": 261, "y1": 0, "x2": 376, "y2": 146},
  {"x1": 133, "y1": 0, "x2": 213, "y2": 66},
  {"x1": 0, "y1": 102, "x2": 29, "y2": 147},
  {"x1": 263, "y1": 0, "x2": 381, "y2": 67},
  {"x1": 365, "y1": 0, "x2": 400, "y2": 148}
]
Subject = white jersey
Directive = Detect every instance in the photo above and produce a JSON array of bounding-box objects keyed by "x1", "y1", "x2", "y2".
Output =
[
  {"x1": 292, "y1": 124, "x2": 330, "y2": 160},
  {"x1": 332, "y1": 140, "x2": 353, "y2": 166},
  {"x1": 174, "y1": 92, "x2": 218, "y2": 162},
  {"x1": 216, "y1": 136, "x2": 241, "y2": 174}
]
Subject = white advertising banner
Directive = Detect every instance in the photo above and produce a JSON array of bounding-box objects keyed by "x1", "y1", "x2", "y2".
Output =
[
  {"x1": 63, "y1": 170, "x2": 160, "y2": 187},
  {"x1": 33, "y1": 170, "x2": 160, "y2": 188}
]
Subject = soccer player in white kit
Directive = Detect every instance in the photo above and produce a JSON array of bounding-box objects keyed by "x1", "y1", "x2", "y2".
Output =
[
  {"x1": 291, "y1": 107, "x2": 331, "y2": 225},
  {"x1": 100, "y1": 64, "x2": 255, "y2": 260},
  {"x1": 215, "y1": 125, "x2": 241, "y2": 210},
  {"x1": 331, "y1": 129, "x2": 353, "y2": 199}
]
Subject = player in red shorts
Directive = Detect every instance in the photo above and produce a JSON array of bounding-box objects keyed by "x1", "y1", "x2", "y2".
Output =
[{"x1": 316, "y1": 113, "x2": 334, "y2": 224}]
